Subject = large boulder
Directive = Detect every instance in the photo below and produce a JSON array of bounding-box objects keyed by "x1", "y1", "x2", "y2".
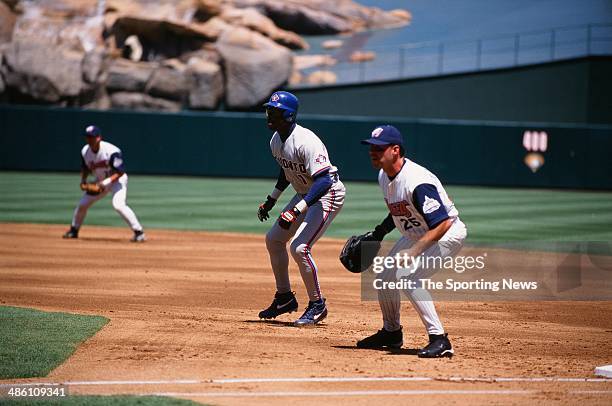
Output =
[
  {"x1": 220, "y1": 7, "x2": 307, "y2": 50},
  {"x1": 216, "y1": 27, "x2": 292, "y2": 108},
  {"x1": 186, "y1": 57, "x2": 223, "y2": 109},
  {"x1": 1, "y1": 0, "x2": 411, "y2": 110},
  {"x1": 193, "y1": 0, "x2": 223, "y2": 21},
  {"x1": 110, "y1": 91, "x2": 181, "y2": 112},
  {"x1": 106, "y1": 59, "x2": 156, "y2": 92},
  {"x1": 0, "y1": 1, "x2": 16, "y2": 44},
  {"x1": 145, "y1": 63, "x2": 190, "y2": 101},
  {"x1": 82, "y1": 50, "x2": 109, "y2": 84},
  {"x1": 109, "y1": 16, "x2": 220, "y2": 61},
  {"x1": 233, "y1": 0, "x2": 410, "y2": 34},
  {"x1": 3, "y1": 41, "x2": 85, "y2": 102},
  {"x1": 255, "y1": 1, "x2": 351, "y2": 35},
  {"x1": 11, "y1": 1, "x2": 104, "y2": 52}
]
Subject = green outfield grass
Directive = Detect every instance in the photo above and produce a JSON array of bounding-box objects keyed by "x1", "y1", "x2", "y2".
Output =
[
  {"x1": 1, "y1": 171, "x2": 611, "y2": 243},
  {"x1": 0, "y1": 306, "x2": 108, "y2": 378}
]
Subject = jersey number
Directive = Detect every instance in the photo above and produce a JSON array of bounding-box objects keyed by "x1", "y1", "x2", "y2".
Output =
[
  {"x1": 297, "y1": 174, "x2": 308, "y2": 184},
  {"x1": 400, "y1": 216, "x2": 421, "y2": 231}
]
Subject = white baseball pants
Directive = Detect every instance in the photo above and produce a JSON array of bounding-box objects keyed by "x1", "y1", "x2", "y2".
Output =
[
  {"x1": 265, "y1": 182, "x2": 345, "y2": 302},
  {"x1": 71, "y1": 174, "x2": 143, "y2": 232},
  {"x1": 377, "y1": 219, "x2": 467, "y2": 334}
]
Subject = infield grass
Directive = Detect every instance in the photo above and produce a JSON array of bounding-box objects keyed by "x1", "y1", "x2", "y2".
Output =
[
  {"x1": 0, "y1": 396, "x2": 203, "y2": 405},
  {"x1": 1, "y1": 171, "x2": 611, "y2": 244},
  {"x1": 0, "y1": 306, "x2": 108, "y2": 379}
]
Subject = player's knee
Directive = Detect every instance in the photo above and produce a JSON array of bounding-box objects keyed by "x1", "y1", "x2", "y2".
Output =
[
  {"x1": 112, "y1": 201, "x2": 126, "y2": 212},
  {"x1": 77, "y1": 201, "x2": 92, "y2": 211},
  {"x1": 290, "y1": 241, "x2": 310, "y2": 261},
  {"x1": 265, "y1": 229, "x2": 282, "y2": 249}
]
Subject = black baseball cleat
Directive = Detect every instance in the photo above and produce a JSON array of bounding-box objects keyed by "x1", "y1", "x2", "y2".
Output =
[
  {"x1": 356, "y1": 327, "x2": 403, "y2": 349},
  {"x1": 417, "y1": 333, "x2": 454, "y2": 358},
  {"x1": 131, "y1": 229, "x2": 146, "y2": 242},
  {"x1": 294, "y1": 298, "x2": 327, "y2": 327},
  {"x1": 259, "y1": 291, "x2": 298, "y2": 319},
  {"x1": 62, "y1": 227, "x2": 79, "y2": 239}
]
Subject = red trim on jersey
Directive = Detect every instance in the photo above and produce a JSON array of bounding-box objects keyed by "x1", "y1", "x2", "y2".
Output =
[
  {"x1": 312, "y1": 166, "x2": 331, "y2": 177},
  {"x1": 303, "y1": 189, "x2": 336, "y2": 300}
]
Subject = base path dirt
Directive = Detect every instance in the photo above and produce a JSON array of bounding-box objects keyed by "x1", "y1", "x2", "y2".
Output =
[{"x1": 0, "y1": 223, "x2": 611, "y2": 405}]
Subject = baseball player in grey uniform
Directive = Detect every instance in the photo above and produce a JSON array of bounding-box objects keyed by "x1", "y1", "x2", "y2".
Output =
[
  {"x1": 257, "y1": 91, "x2": 345, "y2": 327},
  {"x1": 357, "y1": 125, "x2": 467, "y2": 357},
  {"x1": 62, "y1": 125, "x2": 146, "y2": 242}
]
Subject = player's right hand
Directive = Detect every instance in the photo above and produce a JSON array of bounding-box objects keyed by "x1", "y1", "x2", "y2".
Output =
[{"x1": 257, "y1": 195, "x2": 277, "y2": 222}]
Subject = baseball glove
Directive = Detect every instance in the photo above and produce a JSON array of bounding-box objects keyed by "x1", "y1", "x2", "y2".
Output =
[
  {"x1": 339, "y1": 232, "x2": 382, "y2": 273},
  {"x1": 80, "y1": 182, "x2": 103, "y2": 195}
]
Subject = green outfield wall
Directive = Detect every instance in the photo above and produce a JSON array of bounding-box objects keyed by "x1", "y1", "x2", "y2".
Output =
[
  {"x1": 293, "y1": 57, "x2": 612, "y2": 125},
  {"x1": 1, "y1": 105, "x2": 611, "y2": 189}
]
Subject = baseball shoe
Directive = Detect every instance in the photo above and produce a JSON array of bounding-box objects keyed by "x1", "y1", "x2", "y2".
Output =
[
  {"x1": 417, "y1": 333, "x2": 454, "y2": 358},
  {"x1": 356, "y1": 327, "x2": 403, "y2": 349},
  {"x1": 62, "y1": 227, "x2": 79, "y2": 239},
  {"x1": 294, "y1": 298, "x2": 327, "y2": 327},
  {"x1": 131, "y1": 230, "x2": 146, "y2": 242},
  {"x1": 259, "y1": 291, "x2": 298, "y2": 319}
]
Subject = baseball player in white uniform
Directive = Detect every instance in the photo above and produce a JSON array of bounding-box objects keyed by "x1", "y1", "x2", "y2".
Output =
[
  {"x1": 62, "y1": 125, "x2": 146, "y2": 242},
  {"x1": 257, "y1": 91, "x2": 345, "y2": 326},
  {"x1": 357, "y1": 125, "x2": 467, "y2": 357}
]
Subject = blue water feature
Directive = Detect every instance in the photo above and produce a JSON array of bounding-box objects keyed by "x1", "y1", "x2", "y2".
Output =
[{"x1": 293, "y1": 0, "x2": 612, "y2": 86}]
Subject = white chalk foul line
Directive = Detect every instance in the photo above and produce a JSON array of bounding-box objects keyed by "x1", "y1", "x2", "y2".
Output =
[
  {"x1": 213, "y1": 377, "x2": 430, "y2": 383},
  {"x1": 1, "y1": 376, "x2": 611, "y2": 387},
  {"x1": 151, "y1": 389, "x2": 536, "y2": 398}
]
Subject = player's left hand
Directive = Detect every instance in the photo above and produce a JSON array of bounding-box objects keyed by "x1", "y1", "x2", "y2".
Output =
[
  {"x1": 278, "y1": 208, "x2": 301, "y2": 230},
  {"x1": 257, "y1": 195, "x2": 277, "y2": 222}
]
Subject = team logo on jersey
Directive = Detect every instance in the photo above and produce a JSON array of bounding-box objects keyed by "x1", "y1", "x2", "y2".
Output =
[
  {"x1": 372, "y1": 127, "x2": 384, "y2": 138},
  {"x1": 422, "y1": 196, "x2": 441, "y2": 214},
  {"x1": 315, "y1": 154, "x2": 327, "y2": 164},
  {"x1": 386, "y1": 200, "x2": 412, "y2": 216},
  {"x1": 275, "y1": 155, "x2": 307, "y2": 173},
  {"x1": 90, "y1": 160, "x2": 108, "y2": 170}
]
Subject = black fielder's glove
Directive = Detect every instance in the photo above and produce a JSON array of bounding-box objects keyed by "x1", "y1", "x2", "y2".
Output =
[
  {"x1": 278, "y1": 207, "x2": 301, "y2": 230},
  {"x1": 257, "y1": 195, "x2": 277, "y2": 222},
  {"x1": 339, "y1": 230, "x2": 384, "y2": 274}
]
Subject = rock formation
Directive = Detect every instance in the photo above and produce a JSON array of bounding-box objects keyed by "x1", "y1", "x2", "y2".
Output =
[{"x1": 0, "y1": 0, "x2": 410, "y2": 111}]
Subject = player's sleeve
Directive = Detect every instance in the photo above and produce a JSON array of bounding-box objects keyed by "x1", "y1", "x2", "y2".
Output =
[
  {"x1": 377, "y1": 169, "x2": 386, "y2": 186},
  {"x1": 412, "y1": 183, "x2": 449, "y2": 229},
  {"x1": 80, "y1": 156, "x2": 88, "y2": 172},
  {"x1": 109, "y1": 152, "x2": 125, "y2": 173},
  {"x1": 302, "y1": 139, "x2": 331, "y2": 177},
  {"x1": 302, "y1": 169, "x2": 333, "y2": 207},
  {"x1": 274, "y1": 168, "x2": 290, "y2": 191}
]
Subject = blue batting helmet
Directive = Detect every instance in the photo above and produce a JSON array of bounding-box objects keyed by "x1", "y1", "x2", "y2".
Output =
[
  {"x1": 84, "y1": 125, "x2": 102, "y2": 137},
  {"x1": 264, "y1": 91, "x2": 298, "y2": 122}
]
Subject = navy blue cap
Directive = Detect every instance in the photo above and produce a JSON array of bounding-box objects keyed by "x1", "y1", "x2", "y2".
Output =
[
  {"x1": 84, "y1": 125, "x2": 102, "y2": 137},
  {"x1": 361, "y1": 125, "x2": 404, "y2": 146}
]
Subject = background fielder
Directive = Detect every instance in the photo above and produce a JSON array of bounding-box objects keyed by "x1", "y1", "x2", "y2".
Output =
[
  {"x1": 257, "y1": 91, "x2": 345, "y2": 327},
  {"x1": 357, "y1": 125, "x2": 467, "y2": 358},
  {"x1": 63, "y1": 125, "x2": 145, "y2": 242}
]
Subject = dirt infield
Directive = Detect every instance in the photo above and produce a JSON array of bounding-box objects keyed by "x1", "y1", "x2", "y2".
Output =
[{"x1": 1, "y1": 223, "x2": 611, "y2": 405}]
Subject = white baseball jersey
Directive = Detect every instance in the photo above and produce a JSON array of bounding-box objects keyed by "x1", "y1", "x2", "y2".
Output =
[
  {"x1": 270, "y1": 124, "x2": 338, "y2": 195},
  {"x1": 81, "y1": 141, "x2": 126, "y2": 181},
  {"x1": 379, "y1": 158, "x2": 462, "y2": 240}
]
